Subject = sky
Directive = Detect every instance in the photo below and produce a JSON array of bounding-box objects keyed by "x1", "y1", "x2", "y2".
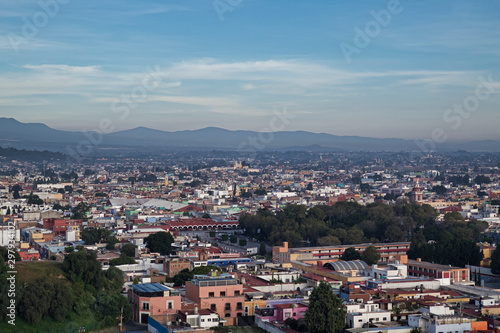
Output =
[{"x1": 1, "y1": 0, "x2": 499, "y2": 142}]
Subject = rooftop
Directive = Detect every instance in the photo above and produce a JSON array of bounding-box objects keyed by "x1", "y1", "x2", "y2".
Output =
[{"x1": 132, "y1": 283, "x2": 170, "y2": 293}]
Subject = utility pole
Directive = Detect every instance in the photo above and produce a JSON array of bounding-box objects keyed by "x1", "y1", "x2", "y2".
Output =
[{"x1": 116, "y1": 306, "x2": 123, "y2": 332}]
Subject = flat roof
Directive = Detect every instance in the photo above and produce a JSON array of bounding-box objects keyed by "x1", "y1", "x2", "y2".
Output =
[
  {"x1": 407, "y1": 259, "x2": 466, "y2": 271},
  {"x1": 291, "y1": 242, "x2": 410, "y2": 252},
  {"x1": 132, "y1": 283, "x2": 169, "y2": 293}
]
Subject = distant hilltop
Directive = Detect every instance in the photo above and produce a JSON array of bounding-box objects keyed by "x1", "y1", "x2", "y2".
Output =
[{"x1": 0, "y1": 117, "x2": 498, "y2": 153}]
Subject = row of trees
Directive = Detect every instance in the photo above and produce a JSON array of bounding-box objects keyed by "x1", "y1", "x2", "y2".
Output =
[
  {"x1": 408, "y1": 216, "x2": 487, "y2": 266},
  {"x1": 240, "y1": 202, "x2": 485, "y2": 268},
  {"x1": 239, "y1": 202, "x2": 438, "y2": 247}
]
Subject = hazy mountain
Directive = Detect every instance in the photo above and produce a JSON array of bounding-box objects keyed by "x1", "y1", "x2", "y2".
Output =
[{"x1": 0, "y1": 117, "x2": 498, "y2": 153}]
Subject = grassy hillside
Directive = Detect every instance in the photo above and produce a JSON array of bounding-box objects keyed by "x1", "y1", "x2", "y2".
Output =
[
  {"x1": 15, "y1": 260, "x2": 65, "y2": 283},
  {"x1": 0, "y1": 260, "x2": 125, "y2": 333}
]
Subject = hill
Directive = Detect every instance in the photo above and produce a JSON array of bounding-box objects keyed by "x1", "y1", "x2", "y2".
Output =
[{"x1": 1, "y1": 117, "x2": 499, "y2": 153}]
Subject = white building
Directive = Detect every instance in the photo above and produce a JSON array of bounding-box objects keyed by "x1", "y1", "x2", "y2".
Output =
[
  {"x1": 0, "y1": 225, "x2": 20, "y2": 246},
  {"x1": 367, "y1": 263, "x2": 408, "y2": 280},
  {"x1": 408, "y1": 305, "x2": 476, "y2": 333},
  {"x1": 346, "y1": 302, "x2": 392, "y2": 329}
]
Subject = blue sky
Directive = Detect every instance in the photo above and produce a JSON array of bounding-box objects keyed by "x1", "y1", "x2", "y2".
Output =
[{"x1": 1, "y1": 0, "x2": 499, "y2": 141}]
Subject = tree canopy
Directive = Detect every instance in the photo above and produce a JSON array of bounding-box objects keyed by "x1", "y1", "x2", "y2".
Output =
[
  {"x1": 491, "y1": 247, "x2": 500, "y2": 275},
  {"x1": 121, "y1": 243, "x2": 137, "y2": 257},
  {"x1": 361, "y1": 245, "x2": 381, "y2": 265},
  {"x1": 305, "y1": 281, "x2": 346, "y2": 333},
  {"x1": 239, "y1": 202, "x2": 438, "y2": 247},
  {"x1": 144, "y1": 231, "x2": 174, "y2": 255},
  {"x1": 341, "y1": 247, "x2": 361, "y2": 261}
]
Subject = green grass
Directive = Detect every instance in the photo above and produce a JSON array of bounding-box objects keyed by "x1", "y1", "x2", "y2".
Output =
[
  {"x1": 0, "y1": 312, "x2": 106, "y2": 333},
  {"x1": 0, "y1": 260, "x2": 117, "y2": 333},
  {"x1": 15, "y1": 260, "x2": 66, "y2": 283}
]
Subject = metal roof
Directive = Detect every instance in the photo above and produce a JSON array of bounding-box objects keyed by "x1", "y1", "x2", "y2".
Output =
[
  {"x1": 131, "y1": 283, "x2": 169, "y2": 293},
  {"x1": 325, "y1": 260, "x2": 369, "y2": 271}
]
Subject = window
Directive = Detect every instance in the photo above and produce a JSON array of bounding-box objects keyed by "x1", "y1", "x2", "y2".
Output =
[
  {"x1": 383, "y1": 317, "x2": 387, "y2": 321},
  {"x1": 209, "y1": 292, "x2": 214, "y2": 297},
  {"x1": 285, "y1": 313, "x2": 291, "y2": 318},
  {"x1": 210, "y1": 304, "x2": 217, "y2": 311},
  {"x1": 225, "y1": 313, "x2": 231, "y2": 318},
  {"x1": 207, "y1": 318, "x2": 211, "y2": 322},
  {"x1": 225, "y1": 303, "x2": 231, "y2": 311},
  {"x1": 220, "y1": 291, "x2": 226, "y2": 297},
  {"x1": 201, "y1": 319, "x2": 205, "y2": 322},
  {"x1": 142, "y1": 302, "x2": 150, "y2": 310},
  {"x1": 234, "y1": 290, "x2": 240, "y2": 296}
]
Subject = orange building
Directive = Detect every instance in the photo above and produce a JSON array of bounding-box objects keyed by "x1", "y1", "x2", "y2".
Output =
[
  {"x1": 185, "y1": 272, "x2": 244, "y2": 326},
  {"x1": 164, "y1": 258, "x2": 191, "y2": 277},
  {"x1": 273, "y1": 241, "x2": 410, "y2": 264},
  {"x1": 407, "y1": 259, "x2": 470, "y2": 283}
]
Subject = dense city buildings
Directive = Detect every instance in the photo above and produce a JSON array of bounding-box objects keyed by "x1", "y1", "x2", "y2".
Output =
[{"x1": 1, "y1": 150, "x2": 500, "y2": 332}]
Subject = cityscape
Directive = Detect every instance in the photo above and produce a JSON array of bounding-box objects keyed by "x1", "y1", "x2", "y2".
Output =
[{"x1": 1, "y1": 1, "x2": 500, "y2": 333}]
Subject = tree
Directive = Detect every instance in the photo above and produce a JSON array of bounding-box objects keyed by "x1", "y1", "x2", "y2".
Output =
[
  {"x1": 341, "y1": 247, "x2": 361, "y2": 261},
  {"x1": 121, "y1": 243, "x2": 137, "y2": 257},
  {"x1": 144, "y1": 231, "x2": 174, "y2": 255},
  {"x1": 239, "y1": 239, "x2": 247, "y2": 247},
  {"x1": 361, "y1": 245, "x2": 381, "y2": 265},
  {"x1": 491, "y1": 247, "x2": 500, "y2": 275},
  {"x1": 475, "y1": 175, "x2": 491, "y2": 185},
  {"x1": 173, "y1": 265, "x2": 222, "y2": 286},
  {"x1": 230, "y1": 235, "x2": 237, "y2": 244},
  {"x1": 318, "y1": 235, "x2": 341, "y2": 246},
  {"x1": 307, "y1": 183, "x2": 314, "y2": 191},
  {"x1": 106, "y1": 266, "x2": 125, "y2": 292},
  {"x1": 62, "y1": 250, "x2": 105, "y2": 290},
  {"x1": 109, "y1": 253, "x2": 136, "y2": 266},
  {"x1": 305, "y1": 281, "x2": 346, "y2": 333},
  {"x1": 72, "y1": 202, "x2": 89, "y2": 220},
  {"x1": 432, "y1": 185, "x2": 447, "y2": 196},
  {"x1": 254, "y1": 188, "x2": 267, "y2": 195},
  {"x1": 18, "y1": 278, "x2": 72, "y2": 323},
  {"x1": 259, "y1": 242, "x2": 267, "y2": 256},
  {"x1": 81, "y1": 228, "x2": 113, "y2": 245},
  {"x1": 444, "y1": 211, "x2": 465, "y2": 223}
]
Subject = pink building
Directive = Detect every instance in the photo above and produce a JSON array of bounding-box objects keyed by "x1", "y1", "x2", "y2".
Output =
[
  {"x1": 129, "y1": 283, "x2": 181, "y2": 324},
  {"x1": 185, "y1": 272, "x2": 245, "y2": 326},
  {"x1": 255, "y1": 303, "x2": 309, "y2": 323}
]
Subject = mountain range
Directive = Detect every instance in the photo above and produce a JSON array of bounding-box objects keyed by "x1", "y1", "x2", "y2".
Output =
[{"x1": 0, "y1": 117, "x2": 498, "y2": 154}]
